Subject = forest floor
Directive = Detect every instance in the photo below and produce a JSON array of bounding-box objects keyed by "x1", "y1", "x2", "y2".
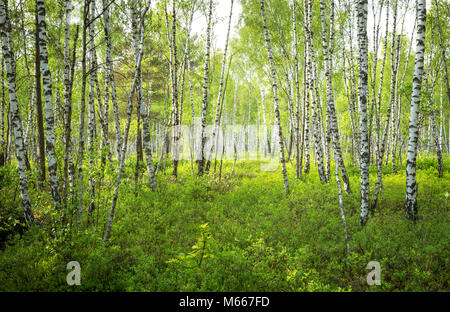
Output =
[{"x1": 0, "y1": 156, "x2": 449, "y2": 291}]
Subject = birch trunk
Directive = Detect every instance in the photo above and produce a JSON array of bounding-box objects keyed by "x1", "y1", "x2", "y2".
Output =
[
  {"x1": 261, "y1": 89, "x2": 269, "y2": 157},
  {"x1": 63, "y1": 0, "x2": 73, "y2": 208},
  {"x1": 357, "y1": 0, "x2": 370, "y2": 226},
  {"x1": 433, "y1": 0, "x2": 449, "y2": 104},
  {"x1": 405, "y1": 0, "x2": 426, "y2": 221},
  {"x1": 346, "y1": 4, "x2": 361, "y2": 168},
  {"x1": 342, "y1": 45, "x2": 358, "y2": 167},
  {"x1": 170, "y1": 0, "x2": 180, "y2": 178},
  {"x1": 206, "y1": 0, "x2": 233, "y2": 172},
  {"x1": 88, "y1": 1, "x2": 107, "y2": 167},
  {"x1": 303, "y1": 0, "x2": 311, "y2": 174},
  {"x1": 35, "y1": 1, "x2": 46, "y2": 185},
  {"x1": 390, "y1": 33, "x2": 401, "y2": 173},
  {"x1": 260, "y1": 0, "x2": 289, "y2": 194},
  {"x1": 19, "y1": 0, "x2": 33, "y2": 161},
  {"x1": 87, "y1": 0, "x2": 97, "y2": 216},
  {"x1": 133, "y1": 1, "x2": 156, "y2": 191},
  {"x1": 371, "y1": 12, "x2": 400, "y2": 213},
  {"x1": 103, "y1": 0, "x2": 121, "y2": 160},
  {"x1": 0, "y1": 57, "x2": 4, "y2": 167},
  {"x1": 197, "y1": 0, "x2": 213, "y2": 175},
  {"x1": 292, "y1": 0, "x2": 301, "y2": 180},
  {"x1": 306, "y1": 0, "x2": 326, "y2": 183},
  {"x1": 77, "y1": 0, "x2": 89, "y2": 225},
  {"x1": 431, "y1": 109, "x2": 443, "y2": 178},
  {"x1": 369, "y1": 0, "x2": 384, "y2": 162},
  {"x1": 37, "y1": 0, "x2": 61, "y2": 207},
  {"x1": 132, "y1": 2, "x2": 143, "y2": 188},
  {"x1": 104, "y1": 0, "x2": 151, "y2": 244},
  {"x1": 320, "y1": 0, "x2": 351, "y2": 193},
  {"x1": 0, "y1": 0, "x2": 35, "y2": 224},
  {"x1": 394, "y1": 16, "x2": 416, "y2": 171}
]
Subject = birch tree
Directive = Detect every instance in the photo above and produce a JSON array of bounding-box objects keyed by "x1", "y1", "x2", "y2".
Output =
[
  {"x1": 292, "y1": 0, "x2": 302, "y2": 180},
  {"x1": 320, "y1": 0, "x2": 351, "y2": 193},
  {"x1": 433, "y1": 0, "x2": 449, "y2": 104},
  {"x1": 197, "y1": 0, "x2": 213, "y2": 175},
  {"x1": 103, "y1": 0, "x2": 121, "y2": 160},
  {"x1": 35, "y1": 1, "x2": 46, "y2": 185},
  {"x1": 87, "y1": 0, "x2": 98, "y2": 216},
  {"x1": 369, "y1": 0, "x2": 384, "y2": 162},
  {"x1": 0, "y1": 0, "x2": 35, "y2": 224},
  {"x1": 77, "y1": 0, "x2": 89, "y2": 225},
  {"x1": 371, "y1": 0, "x2": 400, "y2": 213},
  {"x1": 179, "y1": 0, "x2": 196, "y2": 131},
  {"x1": 206, "y1": 0, "x2": 234, "y2": 172},
  {"x1": 260, "y1": 0, "x2": 289, "y2": 194},
  {"x1": 170, "y1": 0, "x2": 180, "y2": 178},
  {"x1": 393, "y1": 15, "x2": 416, "y2": 172},
  {"x1": 306, "y1": 0, "x2": 326, "y2": 183},
  {"x1": 63, "y1": 0, "x2": 73, "y2": 208},
  {"x1": 405, "y1": 0, "x2": 426, "y2": 221},
  {"x1": 0, "y1": 57, "x2": 4, "y2": 167},
  {"x1": 303, "y1": 0, "x2": 311, "y2": 175},
  {"x1": 357, "y1": 0, "x2": 370, "y2": 226},
  {"x1": 431, "y1": 0, "x2": 445, "y2": 178},
  {"x1": 104, "y1": 1, "x2": 151, "y2": 244},
  {"x1": 37, "y1": 0, "x2": 61, "y2": 207},
  {"x1": 133, "y1": 0, "x2": 157, "y2": 191}
]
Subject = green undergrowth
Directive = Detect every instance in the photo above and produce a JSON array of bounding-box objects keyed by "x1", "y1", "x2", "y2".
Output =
[{"x1": 0, "y1": 156, "x2": 448, "y2": 291}]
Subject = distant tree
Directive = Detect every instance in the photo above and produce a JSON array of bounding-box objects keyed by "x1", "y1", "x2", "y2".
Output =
[{"x1": 198, "y1": 0, "x2": 213, "y2": 175}]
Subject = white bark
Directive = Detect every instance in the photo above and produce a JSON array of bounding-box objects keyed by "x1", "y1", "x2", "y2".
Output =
[
  {"x1": 37, "y1": 0, "x2": 61, "y2": 207},
  {"x1": 0, "y1": 0, "x2": 35, "y2": 224},
  {"x1": 63, "y1": 0, "x2": 74, "y2": 209},
  {"x1": 306, "y1": 0, "x2": 326, "y2": 183},
  {"x1": 104, "y1": 1, "x2": 151, "y2": 244},
  {"x1": 292, "y1": 0, "x2": 301, "y2": 180},
  {"x1": 103, "y1": 0, "x2": 121, "y2": 159},
  {"x1": 260, "y1": 0, "x2": 289, "y2": 194},
  {"x1": 405, "y1": 0, "x2": 426, "y2": 221},
  {"x1": 303, "y1": 0, "x2": 311, "y2": 174},
  {"x1": 133, "y1": 1, "x2": 157, "y2": 191},
  {"x1": 357, "y1": 0, "x2": 370, "y2": 226},
  {"x1": 198, "y1": 0, "x2": 213, "y2": 175},
  {"x1": 87, "y1": 0, "x2": 97, "y2": 216},
  {"x1": 371, "y1": 2, "x2": 399, "y2": 213},
  {"x1": 207, "y1": 0, "x2": 233, "y2": 171},
  {"x1": 320, "y1": 0, "x2": 351, "y2": 193}
]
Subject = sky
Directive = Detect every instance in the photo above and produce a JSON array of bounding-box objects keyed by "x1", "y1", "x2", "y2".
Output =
[
  {"x1": 366, "y1": 1, "x2": 417, "y2": 53},
  {"x1": 190, "y1": 0, "x2": 242, "y2": 52}
]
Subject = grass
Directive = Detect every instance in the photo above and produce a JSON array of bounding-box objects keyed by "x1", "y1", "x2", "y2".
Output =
[{"x1": 0, "y1": 155, "x2": 448, "y2": 291}]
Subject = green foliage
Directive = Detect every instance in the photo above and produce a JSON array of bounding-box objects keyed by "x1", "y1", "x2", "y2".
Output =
[
  {"x1": 1, "y1": 0, "x2": 449, "y2": 293},
  {"x1": 0, "y1": 166, "x2": 26, "y2": 246},
  {"x1": 0, "y1": 158, "x2": 448, "y2": 291}
]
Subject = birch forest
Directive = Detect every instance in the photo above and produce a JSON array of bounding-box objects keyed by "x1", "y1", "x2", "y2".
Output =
[{"x1": 0, "y1": 0, "x2": 448, "y2": 292}]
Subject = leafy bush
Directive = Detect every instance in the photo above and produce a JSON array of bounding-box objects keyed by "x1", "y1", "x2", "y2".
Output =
[{"x1": 0, "y1": 158, "x2": 448, "y2": 291}]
